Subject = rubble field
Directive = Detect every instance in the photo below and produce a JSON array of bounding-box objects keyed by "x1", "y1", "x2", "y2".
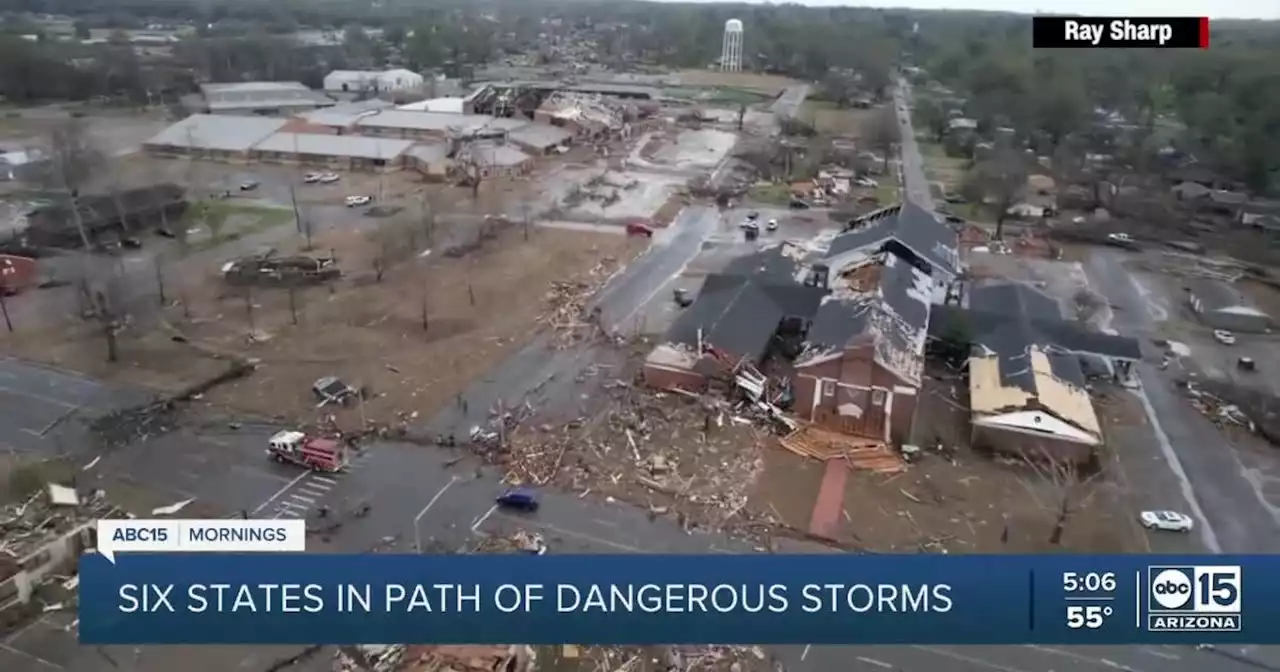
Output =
[
  {"x1": 493, "y1": 356, "x2": 779, "y2": 544},
  {"x1": 751, "y1": 372, "x2": 1144, "y2": 553}
]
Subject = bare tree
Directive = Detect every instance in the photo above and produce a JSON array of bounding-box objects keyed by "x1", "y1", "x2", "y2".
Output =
[
  {"x1": 864, "y1": 104, "x2": 900, "y2": 174},
  {"x1": 964, "y1": 147, "x2": 1030, "y2": 239},
  {"x1": 44, "y1": 118, "x2": 104, "y2": 250},
  {"x1": 1019, "y1": 452, "x2": 1104, "y2": 546}
]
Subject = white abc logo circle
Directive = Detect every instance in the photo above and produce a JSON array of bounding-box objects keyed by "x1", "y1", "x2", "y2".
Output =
[{"x1": 1152, "y1": 569, "x2": 1193, "y2": 609}]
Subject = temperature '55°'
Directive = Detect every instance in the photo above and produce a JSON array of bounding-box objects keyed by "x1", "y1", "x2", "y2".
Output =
[{"x1": 1067, "y1": 604, "x2": 1113, "y2": 629}]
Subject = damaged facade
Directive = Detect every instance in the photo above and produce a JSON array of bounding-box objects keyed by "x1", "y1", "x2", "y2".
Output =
[
  {"x1": 934, "y1": 282, "x2": 1141, "y2": 463},
  {"x1": 645, "y1": 199, "x2": 956, "y2": 446}
]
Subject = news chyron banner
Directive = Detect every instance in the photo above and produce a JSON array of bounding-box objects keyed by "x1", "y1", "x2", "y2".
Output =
[
  {"x1": 1032, "y1": 16, "x2": 1210, "y2": 48},
  {"x1": 81, "y1": 523, "x2": 1269, "y2": 645}
]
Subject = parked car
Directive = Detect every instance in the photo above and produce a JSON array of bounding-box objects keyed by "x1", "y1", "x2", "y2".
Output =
[
  {"x1": 789, "y1": 199, "x2": 811, "y2": 210},
  {"x1": 855, "y1": 177, "x2": 878, "y2": 188},
  {"x1": 766, "y1": 219, "x2": 778, "y2": 231},
  {"x1": 625, "y1": 221, "x2": 654, "y2": 237},
  {"x1": 746, "y1": 211, "x2": 759, "y2": 221},
  {"x1": 303, "y1": 173, "x2": 322, "y2": 184},
  {"x1": 318, "y1": 172, "x2": 340, "y2": 184},
  {"x1": 344, "y1": 195, "x2": 371, "y2": 207},
  {"x1": 1139, "y1": 510, "x2": 1193, "y2": 533},
  {"x1": 1214, "y1": 329, "x2": 1236, "y2": 345},
  {"x1": 1107, "y1": 232, "x2": 1134, "y2": 243},
  {"x1": 239, "y1": 180, "x2": 259, "y2": 191}
]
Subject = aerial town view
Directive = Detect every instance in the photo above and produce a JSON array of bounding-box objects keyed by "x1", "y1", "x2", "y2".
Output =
[{"x1": 0, "y1": 0, "x2": 1277, "y2": 670}]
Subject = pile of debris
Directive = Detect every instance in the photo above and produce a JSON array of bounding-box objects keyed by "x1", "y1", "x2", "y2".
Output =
[
  {"x1": 2, "y1": 482, "x2": 119, "y2": 564},
  {"x1": 540, "y1": 256, "x2": 621, "y2": 347},
  {"x1": 778, "y1": 426, "x2": 906, "y2": 473},
  {"x1": 498, "y1": 387, "x2": 777, "y2": 541},
  {"x1": 563, "y1": 645, "x2": 776, "y2": 672},
  {"x1": 334, "y1": 644, "x2": 535, "y2": 672},
  {"x1": 469, "y1": 530, "x2": 546, "y2": 555},
  {"x1": 1182, "y1": 379, "x2": 1280, "y2": 445}
]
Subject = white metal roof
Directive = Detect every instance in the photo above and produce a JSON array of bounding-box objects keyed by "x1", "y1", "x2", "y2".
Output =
[
  {"x1": 397, "y1": 97, "x2": 466, "y2": 114},
  {"x1": 355, "y1": 110, "x2": 526, "y2": 134},
  {"x1": 143, "y1": 115, "x2": 290, "y2": 152},
  {"x1": 254, "y1": 132, "x2": 415, "y2": 160}
]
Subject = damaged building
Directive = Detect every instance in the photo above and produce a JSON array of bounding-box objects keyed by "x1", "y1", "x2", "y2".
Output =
[
  {"x1": 934, "y1": 282, "x2": 1141, "y2": 463},
  {"x1": 645, "y1": 202, "x2": 956, "y2": 445},
  {"x1": 533, "y1": 91, "x2": 638, "y2": 140},
  {"x1": 23, "y1": 183, "x2": 187, "y2": 248},
  {"x1": 829, "y1": 200, "x2": 962, "y2": 288},
  {"x1": 792, "y1": 252, "x2": 933, "y2": 445}
]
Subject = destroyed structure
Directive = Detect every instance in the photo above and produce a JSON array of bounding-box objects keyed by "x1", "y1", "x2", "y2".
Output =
[
  {"x1": 933, "y1": 281, "x2": 1141, "y2": 463},
  {"x1": 23, "y1": 183, "x2": 187, "y2": 249},
  {"x1": 1185, "y1": 277, "x2": 1272, "y2": 333},
  {"x1": 334, "y1": 644, "x2": 534, "y2": 672},
  {"x1": 644, "y1": 198, "x2": 953, "y2": 447},
  {"x1": 2, "y1": 483, "x2": 120, "y2": 630},
  {"x1": 221, "y1": 250, "x2": 341, "y2": 287}
]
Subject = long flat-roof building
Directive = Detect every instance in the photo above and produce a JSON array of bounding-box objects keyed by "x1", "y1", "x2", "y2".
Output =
[
  {"x1": 200, "y1": 81, "x2": 334, "y2": 117},
  {"x1": 252, "y1": 133, "x2": 415, "y2": 172},
  {"x1": 354, "y1": 111, "x2": 527, "y2": 141},
  {"x1": 142, "y1": 114, "x2": 290, "y2": 161}
]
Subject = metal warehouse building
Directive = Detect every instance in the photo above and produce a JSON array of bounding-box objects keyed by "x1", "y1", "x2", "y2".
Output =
[
  {"x1": 353, "y1": 111, "x2": 528, "y2": 141},
  {"x1": 200, "y1": 81, "x2": 335, "y2": 117},
  {"x1": 142, "y1": 115, "x2": 290, "y2": 162},
  {"x1": 1186, "y1": 277, "x2": 1272, "y2": 333},
  {"x1": 252, "y1": 133, "x2": 415, "y2": 172}
]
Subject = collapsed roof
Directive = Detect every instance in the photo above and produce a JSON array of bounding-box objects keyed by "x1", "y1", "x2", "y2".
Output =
[
  {"x1": 799, "y1": 252, "x2": 934, "y2": 386},
  {"x1": 933, "y1": 281, "x2": 1140, "y2": 434},
  {"x1": 826, "y1": 200, "x2": 960, "y2": 278}
]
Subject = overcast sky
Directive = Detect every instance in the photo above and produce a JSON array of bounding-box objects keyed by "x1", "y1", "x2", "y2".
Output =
[{"x1": 661, "y1": 0, "x2": 1279, "y2": 21}]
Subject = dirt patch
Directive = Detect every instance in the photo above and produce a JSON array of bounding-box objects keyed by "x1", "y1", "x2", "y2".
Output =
[
  {"x1": 673, "y1": 70, "x2": 801, "y2": 95},
  {"x1": 154, "y1": 224, "x2": 643, "y2": 427}
]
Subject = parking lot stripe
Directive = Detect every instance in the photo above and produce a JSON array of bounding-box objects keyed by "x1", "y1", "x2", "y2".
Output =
[
  {"x1": 251, "y1": 470, "x2": 311, "y2": 515},
  {"x1": 471, "y1": 505, "x2": 498, "y2": 532},
  {"x1": 297, "y1": 486, "x2": 330, "y2": 497},
  {"x1": 1, "y1": 642, "x2": 63, "y2": 669},
  {"x1": 313, "y1": 476, "x2": 339, "y2": 485},
  {"x1": 291, "y1": 495, "x2": 316, "y2": 504}
]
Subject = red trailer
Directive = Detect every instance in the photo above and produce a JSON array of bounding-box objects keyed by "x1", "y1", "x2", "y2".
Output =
[{"x1": 267, "y1": 430, "x2": 349, "y2": 472}]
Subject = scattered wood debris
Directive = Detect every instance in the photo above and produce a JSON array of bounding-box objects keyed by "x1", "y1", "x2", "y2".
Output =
[{"x1": 778, "y1": 426, "x2": 907, "y2": 473}]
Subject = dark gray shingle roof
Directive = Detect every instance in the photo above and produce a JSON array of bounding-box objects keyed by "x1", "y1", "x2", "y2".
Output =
[{"x1": 827, "y1": 199, "x2": 959, "y2": 276}]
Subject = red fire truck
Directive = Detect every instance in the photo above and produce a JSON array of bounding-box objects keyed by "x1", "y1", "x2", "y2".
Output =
[{"x1": 266, "y1": 430, "x2": 349, "y2": 472}]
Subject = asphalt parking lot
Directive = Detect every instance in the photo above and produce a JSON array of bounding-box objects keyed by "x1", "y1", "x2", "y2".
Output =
[{"x1": 0, "y1": 358, "x2": 152, "y2": 456}]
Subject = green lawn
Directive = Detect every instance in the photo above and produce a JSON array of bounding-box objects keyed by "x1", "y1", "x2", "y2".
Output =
[{"x1": 181, "y1": 200, "x2": 294, "y2": 252}]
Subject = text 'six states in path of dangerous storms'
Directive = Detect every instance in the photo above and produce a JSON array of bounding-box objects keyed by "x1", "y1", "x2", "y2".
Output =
[{"x1": 1031, "y1": 17, "x2": 1209, "y2": 49}]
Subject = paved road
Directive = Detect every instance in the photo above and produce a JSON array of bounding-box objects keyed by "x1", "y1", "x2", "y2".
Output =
[
  {"x1": 1086, "y1": 248, "x2": 1280, "y2": 554},
  {"x1": 771, "y1": 84, "x2": 811, "y2": 120},
  {"x1": 0, "y1": 356, "x2": 151, "y2": 456},
  {"x1": 892, "y1": 79, "x2": 934, "y2": 209}
]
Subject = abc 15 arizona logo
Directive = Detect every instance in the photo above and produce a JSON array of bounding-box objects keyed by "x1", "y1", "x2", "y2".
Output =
[{"x1": 1146, "y1": 566, "x2": 1242, "y2": 632}]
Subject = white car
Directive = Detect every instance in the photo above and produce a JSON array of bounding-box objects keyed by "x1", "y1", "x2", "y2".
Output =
[
  {"x1": 1140, "y1": 510, "x2": 1194, "y2": 533},
  {"x1": 344, "y1": 195, "x2": 371, "y2": 207},
  {"x1": 303, "y1": 173, "x2": 322, "y2": 184},
  {"x1": 1107, "y1": 232, "x2": 1134, "y2": 243},
  {"x1": 318, "y1": 172, "x2": 341, "y2": 184},
  {"x1": 766, "y1": 219, "x2": 778, "y2": 231},
  {"x1": 855, "y1": 177, "x2": 879, "y2": 188},
  {"x1": 1214, "y1": 329, "x2": 1236, "y2": 345}
]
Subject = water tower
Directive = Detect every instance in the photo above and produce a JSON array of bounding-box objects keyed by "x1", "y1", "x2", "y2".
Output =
[{"x1": 721, "y1": 19, "x2": 744, "y2": 73}]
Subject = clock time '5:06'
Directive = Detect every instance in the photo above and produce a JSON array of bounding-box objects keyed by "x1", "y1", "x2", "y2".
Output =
[{"x1": 1063, "y1": 572, "x2": 1117, "y2": 593}]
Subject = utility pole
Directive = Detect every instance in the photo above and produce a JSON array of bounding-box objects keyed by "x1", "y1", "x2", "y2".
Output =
[
  {"x1": 289, "y1": 184, "x2": 302, "y2": 234},
  {"x1": 0, "y1": 284, "x2": 12, "y2": 333}
]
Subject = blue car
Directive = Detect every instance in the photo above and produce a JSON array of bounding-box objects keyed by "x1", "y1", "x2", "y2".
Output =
[{"x1": 496, "y1": 487, "x2": 539, "y2": 512}]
